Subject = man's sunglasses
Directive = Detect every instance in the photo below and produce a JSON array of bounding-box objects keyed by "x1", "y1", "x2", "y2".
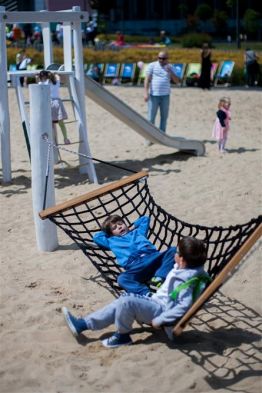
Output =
[{"x1": 158, "y1": 57, "x2": 168, "y2": 60}]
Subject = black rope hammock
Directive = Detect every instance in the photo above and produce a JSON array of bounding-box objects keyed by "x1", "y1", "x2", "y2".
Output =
[{"x1": 40, "y1": 170, "x2": 262, "y2": 334}]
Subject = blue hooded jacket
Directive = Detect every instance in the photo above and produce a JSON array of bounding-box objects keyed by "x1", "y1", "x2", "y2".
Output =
[{"x1": 93, "y1": 216, "x2": 156, "y2": 268}]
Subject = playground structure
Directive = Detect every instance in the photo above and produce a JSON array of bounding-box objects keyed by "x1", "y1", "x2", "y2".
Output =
[
  {"x1": 0, "y1": 7, "x2": 205, "y2": 251},
  {"x1": 0, "y1": 6, "x2": 99, "y2": 251},
  {"x1": 0, "y1": 6, "x2": 97, "y2": 185},
  {"x1": 1, "y1": 8, "x2": 206, "y2": 184}
]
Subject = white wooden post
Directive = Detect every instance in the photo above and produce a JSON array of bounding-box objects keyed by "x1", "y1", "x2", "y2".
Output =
[
  {"x1": 30, "y1": 84, "x2": 58, "y2": 251},
  {"x1": 41, "y1": 21, "x2": 53, "y2": 68},
  {"x1": 0, "y1": 6, "x2": 11, "y2": 183},
  {"x1": 63, "y1": 22, "x2": 72, "y2": 71},
  {"x1": 72, "y1": 6, "x2": 97, "y2": 182}
]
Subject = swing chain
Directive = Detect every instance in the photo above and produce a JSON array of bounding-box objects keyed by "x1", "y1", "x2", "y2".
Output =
[
  {"x1": 41, "y1": 133, "x2": 137, "y2": 174},
  {"x1": 42, "y1": 133, "x2": 52, "y2": 176},
  {"x1": 42, "y1": 133, "x2": 53, "y2": 210}
]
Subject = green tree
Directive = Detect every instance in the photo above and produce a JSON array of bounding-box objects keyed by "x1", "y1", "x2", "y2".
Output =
[
  {"x1": 187, "y1": 14, "x2": 198, "y2": 32},
  {"x1": 243, "y1": 9, "x2": 261, "y2": 35},
  {"x1": 226, "y1": 0, "x2": 235, "y2": 7},
  {"x1": 195, "y1": 4, "x2": 213, "y2": 21},
  {"x1": 213, "y1": 10, "x2": 228, "y2": 34},
  {"x1": 178, "y1": 1, "x2": 188, "y2": 19},
  {"x1": 88, "y1": 0, "x2": 111, "y2": 14}
]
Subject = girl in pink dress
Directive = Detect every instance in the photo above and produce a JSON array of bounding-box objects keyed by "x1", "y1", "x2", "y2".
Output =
[{"x1": 212, "y1": 97, "x2": 231, "y2": 153}]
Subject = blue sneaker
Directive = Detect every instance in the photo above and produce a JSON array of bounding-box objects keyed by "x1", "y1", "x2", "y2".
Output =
[
  {"x1": 164, "y1": 326, "x2": 175, "y2": 341},
  {"x1": 62, "y1": 306, "x2": 86, "y2": 338},
  {"x1": 102, "y1": 332, "x2": 133, "y2": 348}
]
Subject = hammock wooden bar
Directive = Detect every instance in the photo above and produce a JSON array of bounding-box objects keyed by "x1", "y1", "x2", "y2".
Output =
[
  {"x1": 40, "y1": 171, "x2": 148, "y2": 218},
  {"x1": 39, "y1": 171, "x2": 262, "y2": 335}
]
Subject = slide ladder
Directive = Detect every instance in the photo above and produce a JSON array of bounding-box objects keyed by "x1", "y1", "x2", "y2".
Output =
[{"x1": 9, "y1": 70, "x2": 97, "y2": 180}]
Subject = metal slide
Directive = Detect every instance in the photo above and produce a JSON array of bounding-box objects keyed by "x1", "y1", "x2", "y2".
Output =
[{"x1": 85, "y1": 76, "x2": 205, "y2": 156}]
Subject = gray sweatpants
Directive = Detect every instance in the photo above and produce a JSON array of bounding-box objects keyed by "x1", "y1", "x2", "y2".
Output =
[{"x1": 83, "y1": 293, "x2": 164, "y2": 334}]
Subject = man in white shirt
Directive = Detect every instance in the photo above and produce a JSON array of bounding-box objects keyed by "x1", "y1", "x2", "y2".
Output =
[{"x1": 144, "y1": 51, "x2": 180, "y2": 133}]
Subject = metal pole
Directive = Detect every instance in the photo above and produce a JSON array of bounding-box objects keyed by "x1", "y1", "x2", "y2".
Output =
[
  {"x1": 0, "y1": 6, "x2": 12, "y2": 183},
  {"x1": 236, "y1": 0, "x2": 241, "y2": 49}
]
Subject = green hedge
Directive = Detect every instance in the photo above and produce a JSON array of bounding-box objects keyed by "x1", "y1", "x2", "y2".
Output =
[
  {"x1": 97, "y1": 34, "x2": 180, "y2": 44},
  {"x1": 7, "y1": 46, "x2": 262, "y2": 86},
  {"x1": 7, "y1": 46, "x2": 261, "y2": 68},
  {"x1": 181, "y1": 33, "x2": 212, "y2": 48}
]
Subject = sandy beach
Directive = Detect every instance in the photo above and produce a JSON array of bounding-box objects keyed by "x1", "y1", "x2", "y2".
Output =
[{"x1": 0, "y1": 84, "x2": 261, "y2": 393}]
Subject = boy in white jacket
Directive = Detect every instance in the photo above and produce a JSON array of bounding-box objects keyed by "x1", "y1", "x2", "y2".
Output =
[{"x1": 62, "y1": 236, "x2": 210, "y2": 348}]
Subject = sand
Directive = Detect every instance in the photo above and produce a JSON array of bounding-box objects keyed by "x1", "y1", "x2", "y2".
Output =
[{"x1": 0, "y1": 85, "x2": 261, "y2": 393}]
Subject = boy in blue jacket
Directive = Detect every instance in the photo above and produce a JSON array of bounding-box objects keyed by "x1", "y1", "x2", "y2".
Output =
[
  {"x1": 93, "y1": 215, "x2": 176, "y2": 296},
  {"x1": 62, "y1": 236, "x2": 210, "y2": 348}
]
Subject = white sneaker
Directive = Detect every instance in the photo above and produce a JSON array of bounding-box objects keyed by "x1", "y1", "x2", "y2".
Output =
[
  {"x1": 144, "y1": 139, "x2": 154, "y2": 147},
  {"x1": 101, "y1": 332, "x2": 133, "y2": 348}
]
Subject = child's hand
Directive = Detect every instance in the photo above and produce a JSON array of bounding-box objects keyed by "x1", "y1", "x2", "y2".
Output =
[{"x1": 151, "y1": 320, "x2": 161, "y2": 329}]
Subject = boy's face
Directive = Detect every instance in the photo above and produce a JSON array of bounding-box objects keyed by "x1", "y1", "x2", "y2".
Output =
[
  {"x1": 110, "y1": 220, "x2": 128, "y2": 236},
  {"x1": 175, "y1": 248, "x2": 187, "y2": 269},
  {"x1": 40, "y1": 74, "x2": 48, "y2": 81}
]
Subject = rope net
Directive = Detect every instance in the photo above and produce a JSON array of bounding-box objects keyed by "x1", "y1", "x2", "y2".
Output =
[{"x1": 44, "y1": 174, "x2": 262, "y2": 296}]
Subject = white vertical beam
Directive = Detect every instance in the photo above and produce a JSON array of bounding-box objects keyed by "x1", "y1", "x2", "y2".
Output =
[
  {"x1": 41, "y1": 22, "x2": 53, "y2": 68},
  {"x1": 30, "y1": 84, "x2": 58, "y2": 251},
  {"x1": 63, "y1": 22, "x2": 72, "y2": 71},
  {"x1": 0, "y1": 6, "x2": 11, "y2": 183},
  {"x1": 72, "y1": 6, "x2": 97, "y2": 183}
]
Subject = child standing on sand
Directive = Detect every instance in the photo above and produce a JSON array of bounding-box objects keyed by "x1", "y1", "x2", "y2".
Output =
[
  {"x1": 38, "y1": 70, "x2": 70, "y2": 145},
  {"x1": 212, "y1": 97, "x2": 231, "y2": 153},
  {"x1": 62, "y1": 236, "x2": 210, "y2": 348}
]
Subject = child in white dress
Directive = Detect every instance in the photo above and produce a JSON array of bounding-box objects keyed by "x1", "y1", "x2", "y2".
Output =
[{"x1": 38, "y1": 70, "x2": 70, "y2": 145}]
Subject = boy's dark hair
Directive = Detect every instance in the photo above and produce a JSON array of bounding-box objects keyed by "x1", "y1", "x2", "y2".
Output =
[
  {"x1": 39, "y1": 70, "x2": 49, "y2": 79},
  {"x1": 178, "y1": 236, "x2": 207, "y2": 268},
  {"x1": 39, "y1": 70, "x2": 57, "y2": 85},
  {"x1": 101, "y1": 214, "x2": 125, "y2": 236}
]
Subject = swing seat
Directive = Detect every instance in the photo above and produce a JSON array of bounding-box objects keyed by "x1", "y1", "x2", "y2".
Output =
[{"x1": 39, "y1": 171, "x2": 262, "y2": 336}]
